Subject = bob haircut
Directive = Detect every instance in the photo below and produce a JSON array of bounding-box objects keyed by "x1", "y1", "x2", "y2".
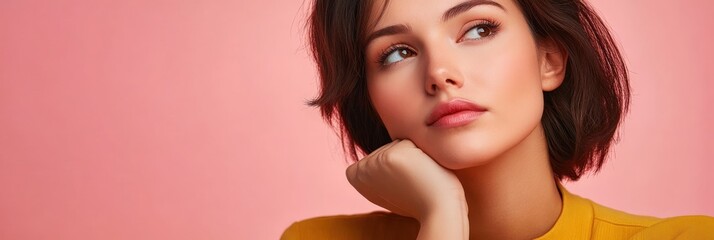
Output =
[{"x1": 306, "y1": 0, "x2": 630, "y2": 181}]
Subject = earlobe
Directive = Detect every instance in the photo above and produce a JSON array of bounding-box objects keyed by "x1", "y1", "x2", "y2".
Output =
[{"x1": 539, "y1": 39, "x2": 568, "y2": 92}]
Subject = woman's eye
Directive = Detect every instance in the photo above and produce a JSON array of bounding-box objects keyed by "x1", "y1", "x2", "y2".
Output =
[
  {"x1": 381, "y1": 48, "x2": 416, "y2": 66},
  {"x1": 463, "y1": 24, "x2": 495, "y2": 41}
]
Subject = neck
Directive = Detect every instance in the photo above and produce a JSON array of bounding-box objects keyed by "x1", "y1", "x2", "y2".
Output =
[{"x1": 453, "y1": 124, "x2": 563, "y2": 240}]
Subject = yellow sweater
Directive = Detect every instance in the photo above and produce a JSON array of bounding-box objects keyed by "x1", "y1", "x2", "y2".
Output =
[{"x1": 281, "y1": 184, "x2": 714, "y2": 239}]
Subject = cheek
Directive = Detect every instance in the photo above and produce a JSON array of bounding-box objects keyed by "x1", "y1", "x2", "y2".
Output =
[
  {"x1": 487, "y1": 49, "x2": 543, "y2": 117},
  {"x1": 368, "y1": 74, "x2": 425, "y2": 139},
  {"x1": 480, "y1": 29, "x2": 546, "y2": 155},
  {"x1": 492, "y1": 37, "x2": 544, "y2": 123}
]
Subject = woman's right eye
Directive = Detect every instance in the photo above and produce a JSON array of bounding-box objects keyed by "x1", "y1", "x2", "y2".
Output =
[{"x1": 379, "y1": 47, "x2": 416, "y2": 66}]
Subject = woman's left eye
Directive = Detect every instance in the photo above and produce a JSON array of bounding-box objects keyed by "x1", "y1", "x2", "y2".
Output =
[{"x1": 462, "y1": 23, "x2": 498, "y2": 41}]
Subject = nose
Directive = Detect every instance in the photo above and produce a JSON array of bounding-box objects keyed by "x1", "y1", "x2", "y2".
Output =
[{"x1": 424, "y1": 50, "x2": 464, "y2": 96}]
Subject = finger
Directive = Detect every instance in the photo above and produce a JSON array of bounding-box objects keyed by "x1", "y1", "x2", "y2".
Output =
[
  {"x1": 346, "y1": 140, "x2": 397, "y2": 184},
  {"x1": 345, "y1": 161, "x2": 358, "y2": 183},
  {"x1": 395, "y1": 139, "x2": 417, "y2": 149},
  {"x1": 349, "y1": 175, "x2": 411, "y2": 216},
  {"x1": 372, "y1": 139, "x2": 401, "y2": 156},
  {"x1": 366, "y1": 139, "x2": 401, "y2": 169},
  {"x1": 345, "y1": 163, "x2": 412, "y2": 217},
  {"x1": 348, "y1": 141, "x2": 396, "y2": 181}
]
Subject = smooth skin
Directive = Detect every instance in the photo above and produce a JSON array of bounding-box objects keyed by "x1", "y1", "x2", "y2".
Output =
[
  {"x1": 346, "y1": 139, "x2": 469, "y2": 239},
  {"x1": 346, "y1": 0, "x2": 568, "y2": 239}
]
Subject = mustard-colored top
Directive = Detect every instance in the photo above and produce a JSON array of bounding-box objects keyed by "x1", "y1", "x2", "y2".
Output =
[{"x1": 281, "y1": 184, "x2": 714, "y2": 239}]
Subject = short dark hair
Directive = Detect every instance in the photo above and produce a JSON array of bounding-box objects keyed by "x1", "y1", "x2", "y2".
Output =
[{"x1": 305, "y1": 0, "x2": 630, "y2": 181}]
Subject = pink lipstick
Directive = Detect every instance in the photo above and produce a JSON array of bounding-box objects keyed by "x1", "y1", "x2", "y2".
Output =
[{"x1": 426, "y1": 98, "x2": 486, "y2": 128}]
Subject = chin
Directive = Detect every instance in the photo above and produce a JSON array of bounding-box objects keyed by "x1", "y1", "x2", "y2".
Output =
[
  {"x1": 418, "y1": 122, "x2": 535, "y2": 170},
  {"x1": 424, "y1": 138, "x2": 504, "y2": 170}
]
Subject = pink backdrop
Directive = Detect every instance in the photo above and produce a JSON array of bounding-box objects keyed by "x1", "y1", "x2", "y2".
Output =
[{"x1": 1, "y1": 0, "x2": 712, "y2": 239}]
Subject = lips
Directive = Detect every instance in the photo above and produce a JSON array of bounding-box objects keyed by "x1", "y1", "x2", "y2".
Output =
[{"x1": 426, "y1": 98, "x2": 487, "y2": 127}]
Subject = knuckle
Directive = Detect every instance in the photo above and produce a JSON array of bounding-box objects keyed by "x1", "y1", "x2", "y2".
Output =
[
  {"x1": 345, "y1": 165, "x2": 357, "y2": 182},
  {"x1": 383, "y1": 150, "x2": 398, "y2": 162},
  {"x1": 355, "y1": 172, "x2": 368, "y2": 184},
  {"x1": 400, "y1": 139, "x2": 416, "y2": 147},
  {"x1": 347, "y1": 161, "x2": 364, "y2": 178},
  {"x1": 355, "y1": 160, "x2": 373, "y2": 180},
  {"x1": 382, "y1": 148, "x2": 405, "y2": 167}
]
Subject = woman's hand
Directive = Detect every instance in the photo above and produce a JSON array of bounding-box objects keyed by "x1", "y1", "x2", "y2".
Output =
[{"x1": 345, "y1": 139, "x2": 468, "y2": 223}]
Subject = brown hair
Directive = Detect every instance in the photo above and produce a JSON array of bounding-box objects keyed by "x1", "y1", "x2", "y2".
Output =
[{"x1": 305, "y1": 0, "x2": 630, "y2": 181}]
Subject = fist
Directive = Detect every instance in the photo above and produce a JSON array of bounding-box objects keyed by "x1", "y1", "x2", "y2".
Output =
[{"x1": 346, "y1": 139, "x2": 466, "y2": 220}]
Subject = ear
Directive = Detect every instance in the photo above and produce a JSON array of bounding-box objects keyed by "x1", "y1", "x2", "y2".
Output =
[{"x1": 538, "y1": 38, "x2": 568, "y2": 92}]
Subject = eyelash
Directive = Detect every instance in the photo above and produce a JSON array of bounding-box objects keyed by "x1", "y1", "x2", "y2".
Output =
[
  {"x1": 375, "y1": 19, "x2": 502, "y2": 68},
  {"x1": 376, "y1": 44, "x2": 414, "y2": 67}
]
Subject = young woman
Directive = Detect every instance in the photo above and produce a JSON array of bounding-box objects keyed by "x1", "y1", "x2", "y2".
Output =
[{"x1": 283, "y1": 0, "x2": 714, "y2": 239}]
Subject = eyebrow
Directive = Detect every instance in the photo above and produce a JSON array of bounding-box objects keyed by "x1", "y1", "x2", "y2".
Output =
[
  {"x1": 442, "y1": 0, "x2": 506, "y2": 22},
  {"x1": 365, "y1": 0, "x2": 506, "y2": 46}
]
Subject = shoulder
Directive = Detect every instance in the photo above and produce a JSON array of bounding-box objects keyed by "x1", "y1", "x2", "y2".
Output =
[
  {"x1": 589, "y1": 200, "x2": 714, "y2": 239},
  {"x1": 280, "y1": 211, "x2": 419, "y2": 240},
  {"x1": 629, "y1": 215, "x2": 714, "y2": 239},
  {"x1": 590, "y1": 201, "x2": 661, "y2": 228},
  {"x1": 555, "y1": 185, "x2": 714, "y2": 239}
]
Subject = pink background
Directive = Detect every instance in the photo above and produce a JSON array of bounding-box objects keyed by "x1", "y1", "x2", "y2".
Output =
[{"x1": 1, "y1": 0, "x2": 712, "y2": 239}]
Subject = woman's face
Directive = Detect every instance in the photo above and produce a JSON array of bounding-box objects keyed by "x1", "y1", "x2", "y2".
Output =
[{"x1": 364, "y1": 0, "x2": 565, "y2": 169}]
